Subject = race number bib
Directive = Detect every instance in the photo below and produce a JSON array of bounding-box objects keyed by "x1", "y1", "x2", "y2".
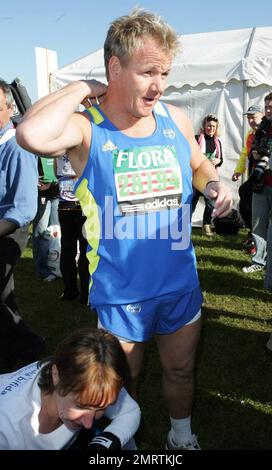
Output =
[
  {"x1": 113, "y1": 145, "x2": 182, "y2": 215},
  {"x1": 58, "y1": 176, "x2": 78, "y2": 202}
]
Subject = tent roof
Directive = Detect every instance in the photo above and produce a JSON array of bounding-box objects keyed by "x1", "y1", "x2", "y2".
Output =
[{"x1": 51, "y1": 26, "x2": 272, "y2": 90}]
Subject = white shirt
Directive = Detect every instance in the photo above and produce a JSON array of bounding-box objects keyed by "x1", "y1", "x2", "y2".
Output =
[{"x1": 0, "y1": 362, "x2": 140, "y2": 450}]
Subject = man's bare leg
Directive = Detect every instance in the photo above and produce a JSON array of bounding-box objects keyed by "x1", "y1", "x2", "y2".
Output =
[
  {"x1": 120, "y1": 341, "x2": 145, "y2": 400},
  {"x1": 156, "y1": 318, "x2": 201, "y2": 447}
]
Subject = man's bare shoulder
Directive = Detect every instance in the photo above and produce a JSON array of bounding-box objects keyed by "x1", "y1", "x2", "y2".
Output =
[
  {"x1": 163, "y1": 103, "x2": 206, "y2": 170},
  {"x1": 165, "y1": 103, "x2": 193, "y2": 139},
  {"x1": 165, "y1": 102, "x2": 188, "y2": 119}
]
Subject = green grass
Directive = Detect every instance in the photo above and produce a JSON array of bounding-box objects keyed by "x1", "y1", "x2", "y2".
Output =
[{"x1": 14, "y1": 229, "x2": 272, "y2": 449}]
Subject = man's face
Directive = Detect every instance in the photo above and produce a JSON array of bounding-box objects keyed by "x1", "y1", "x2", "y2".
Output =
[
  {"x1": 264, "y1": 99, "x2": 272, "y2": 121},
  {"x1": 247, "y1": 112, "x2": 263, "y2": 129},
  {"x1": 0, "y1": 89, "x2": 13, "y2": 129},
  {"x1": 114, "y1": 37, "x2": 172, "y2": 119}
]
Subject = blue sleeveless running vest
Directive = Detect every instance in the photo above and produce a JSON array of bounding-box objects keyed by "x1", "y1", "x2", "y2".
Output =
[{"x1": 75, "y1": 102, "x2": 199, "y2": 306}]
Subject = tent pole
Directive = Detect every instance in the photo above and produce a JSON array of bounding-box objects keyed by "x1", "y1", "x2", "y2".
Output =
[
  {"x1": 35, "y1": 47, "x2": 58, "y2": 99},
  {"x1": 241, "y1": 27, "x2": 257, "y2": 183}
]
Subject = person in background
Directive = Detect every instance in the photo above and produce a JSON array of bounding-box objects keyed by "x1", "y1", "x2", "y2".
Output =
[
  {"x1": 232, "y1": 105, "x2": 263, "y2": 254},
  {"x1": 242, "y1": 93, "x2": 272, "y2": 278},
  {"x1": 0, "y1": 78, "x2": 44, "y2": 371},
  {"x1": 0, "y1": 327, "x2": 140, "y2": 450},
  {"x1": 56, "y1": 154, "x2": 89, "y2": 304},
  {"x1": 32, "y1": 156, "x2": 60, "y2": 282},
  {"x1": 192, "y1": 114, "x2": 223, "y2": 236},
  {"x1": 16, "y1": 9, "x2": 232, "y2": 450}
]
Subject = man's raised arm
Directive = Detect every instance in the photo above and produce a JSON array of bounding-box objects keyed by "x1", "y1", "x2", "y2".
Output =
[{"x1": 16, "y1": 80, "x2": 107, "y2": 157}]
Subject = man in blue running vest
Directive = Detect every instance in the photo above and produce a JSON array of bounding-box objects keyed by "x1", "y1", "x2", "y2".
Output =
[{"x1": 17, "y1": 9, "x2": 232, "y2": 450}]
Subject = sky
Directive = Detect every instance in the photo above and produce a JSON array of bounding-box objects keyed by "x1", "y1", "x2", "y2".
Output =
[{"x1": 1, "y1": 0, "x2": 271, "y2": 102}]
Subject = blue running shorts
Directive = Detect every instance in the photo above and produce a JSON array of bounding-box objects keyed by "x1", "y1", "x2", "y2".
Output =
[{"x1": 95, "y1": 285, "x2": 203, "y2": 342}]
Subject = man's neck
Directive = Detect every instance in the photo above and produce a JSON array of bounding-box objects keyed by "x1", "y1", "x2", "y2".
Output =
[
  {"x1": 0, "y1": 120, "x2": 13, "y2": 138},
  {"x1": 100, "y1": 95, "x2": 156, "y2": 138}
]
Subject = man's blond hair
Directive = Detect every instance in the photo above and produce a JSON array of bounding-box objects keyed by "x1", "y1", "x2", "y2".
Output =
[{"x1": 104, "y1": 8, "x2": 180, "y2": 81}]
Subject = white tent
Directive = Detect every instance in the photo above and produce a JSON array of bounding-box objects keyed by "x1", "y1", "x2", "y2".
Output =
[{"x1": 47, "y1": 26, "x2": 272, "y2": 224}]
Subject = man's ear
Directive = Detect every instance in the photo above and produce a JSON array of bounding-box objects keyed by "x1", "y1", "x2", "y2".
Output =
[
  {"x1": 52, "y1": 364, "x2": 59, "y2": 386},
  {"x1": 108, "y1": 56, "x2": 122, "y2": 81}
]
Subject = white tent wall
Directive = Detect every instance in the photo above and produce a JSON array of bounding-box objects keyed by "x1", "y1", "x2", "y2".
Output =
[
  {"x1": 45, "y1": 26, "x2": 272, "y2": 226},
  {"x1": 162, "y1": 81, "x2": 244, "y2": 224}
]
